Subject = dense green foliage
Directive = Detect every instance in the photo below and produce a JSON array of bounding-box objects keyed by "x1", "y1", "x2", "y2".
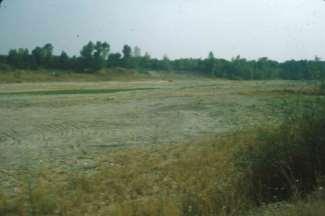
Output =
[
  {"x1": 236, "y1": 93, "x2": 325, "y2": 204},
  {"x1": 1, "y1": 42, "x2": 325, "y2": 80}
]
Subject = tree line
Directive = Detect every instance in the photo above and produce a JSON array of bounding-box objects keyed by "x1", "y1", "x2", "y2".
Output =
[{"x1": 0, "y1": 41, "x2": 324, "y2": 80}]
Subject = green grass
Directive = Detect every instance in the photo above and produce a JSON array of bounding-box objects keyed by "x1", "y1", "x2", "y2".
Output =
[
  {"x1": 0, "y1": 68, "x2": 153, "y2": 83},
  {"x1": 0, "y1": 68, "x2": 203, "y2": 84},
  {"x1": 0, "y1": 87, "x2": 157, "y2": 97}
]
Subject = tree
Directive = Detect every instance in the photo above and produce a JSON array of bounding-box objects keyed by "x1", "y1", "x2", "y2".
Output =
[
  {"x1": 7, "y1": 48, "x2": 30, "y2": 69},
  {"x1": 162, "y1": 54, "x2": 172, "y2": 71},
  {"x1": 80, "y1": 41, "x2": 95, "y2": 60},
  {"x1": 43, "y1": 43, "x2": 54, "y2": 57},
  {"x1": 42, "y1": 43, "x2": 54, "y2": 67},
  {"x1": 7, "y1": 49, "x2": 18, "y2": 66},
  {"x1": 144, "y1": 52, "x2": 151, "y2": 59},
  {"x1": 2, "y1": 41, "x2": 325, "y2": 80},
  {"x1": 80, "y1": 41, "x2": 95, "y2": 71},
  {"x1": 93, "y1": 41, "x2": 110, "y2": 70},
  {"x1": 122, "y1": 45, "x2": 132, "y2": 68},
  {"x1": 79, "y1": 41, "x2": 110, "y2": 71},
  {"x1": 122, "y1": 45, "x2": 132, "y2": 59},
  {"x1": 208, "y1": 51, "x2": 215, "y2": 60},
  {"x1": 201, "y1": 51, "x2": 216, "y2": 75},
  {"x1": 30, "y1": 44, "x2": 54, "y2": 68},
  {"x1": 31, "y1": 46, "x2": 42, "y2": 68},
  {"x1": 142, "y1": 52, "x2": 151, "y2": 69},
  {"x1": 107, "y1": 53, "x2": 122, "y2": 67},
  {"x1": 59, "y1": 51, "x2": 70, "y2": 70}
]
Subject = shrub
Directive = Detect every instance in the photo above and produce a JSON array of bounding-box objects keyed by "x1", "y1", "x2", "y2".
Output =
[
  {"x1": 246, "y1": 196, "x2": 325, "y2": 216},
  {"x1": 236, "y1": 95, "x2": 325, "y2": 203},
  {"x1": 319, "y1": 80, "x2": 325, "y2": 94},
  {"x1": 0, "y1": 63, "x2": 12, "y2": 71}
]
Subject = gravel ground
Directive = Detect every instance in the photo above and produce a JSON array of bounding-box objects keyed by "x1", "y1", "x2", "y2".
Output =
[{"x1": 0, "y1": 79, "x2": 303, "y2": 175}]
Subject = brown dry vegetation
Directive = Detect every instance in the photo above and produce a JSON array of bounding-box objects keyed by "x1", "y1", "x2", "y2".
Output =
[
  {"x1": 0, "y1": 77, "x2": 324, "y2": 215},
  {"x1": 1, "y1": 123, "x2": 325, "y2": 216},
  {"x1": 0, "y1": 132, "x2": 257, "y2": 216}
]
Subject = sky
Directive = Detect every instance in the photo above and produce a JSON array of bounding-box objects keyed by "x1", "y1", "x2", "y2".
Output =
[{"x1": 0, "y1": 0, "x2": 325, "y2": 61}]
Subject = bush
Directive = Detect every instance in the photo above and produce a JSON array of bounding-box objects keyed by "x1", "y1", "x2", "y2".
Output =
[
  {"x1": 246, "y1": 196, "x2": 325, "y2": 216},
  {"x1": 0, "y1": 63, "x2": 12, "y2": 71},
  {"x1": 236, "y1": 96, "x2": 325, "y2": 203},
  {"x1": 319, "y1": 80, "x2": 325, "y2": 94}
]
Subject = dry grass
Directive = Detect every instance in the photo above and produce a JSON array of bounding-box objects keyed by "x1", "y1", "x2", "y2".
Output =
[
  {"x1": 2, "y1": 126, "x2": 324, "y2": 216},
  {"x1": 0, "y1": 79, "x2": 284, "y2": 174},
  {"x1": 0, "y1": 78, "x2": 323, "y2": 215},
  {"x1": 0, "y1": 132, "x2": 323, "y2": 216},
  {"x1": 0, "y1": 134, "x2": 254, "y2": 216}
]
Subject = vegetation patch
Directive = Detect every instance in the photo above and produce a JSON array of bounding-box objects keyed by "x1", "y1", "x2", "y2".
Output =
[
  {"x1": 0, "y1": 87, "x2": 157, "y2": 97},
  {"x1": 239, "y1": 88, "x2": 325, "y2": 97},
  {"x1": 235, "y1": 95, "x2": 325, "y2": 204},
  {"x1": 0, "y1": 80, "x2": 324, "y2": 215},
  {"x1": 1, "y1": 95, "x2": 324, "y2": 215}
]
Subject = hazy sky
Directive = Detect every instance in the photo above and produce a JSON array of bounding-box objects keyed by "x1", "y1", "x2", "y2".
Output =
[{"x1": 0, "y1": 0, "x2": 324, "y2": 61}]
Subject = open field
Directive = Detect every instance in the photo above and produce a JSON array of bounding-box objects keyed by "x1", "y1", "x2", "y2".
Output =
[
  {"x1": 0, "y1": 79, "x2": 303, "y2": 172},
  {"x1": 1, "y1": 78, "x2": 323, "y2": 215}
]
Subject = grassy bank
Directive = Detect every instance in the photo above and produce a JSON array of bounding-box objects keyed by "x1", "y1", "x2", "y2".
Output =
[
  {"x1": 0, "y1": 68, "x2": 152, "y2": 83},
  {"x1": 0, "y1": 68, "x2": 207, "y2": 84}
]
